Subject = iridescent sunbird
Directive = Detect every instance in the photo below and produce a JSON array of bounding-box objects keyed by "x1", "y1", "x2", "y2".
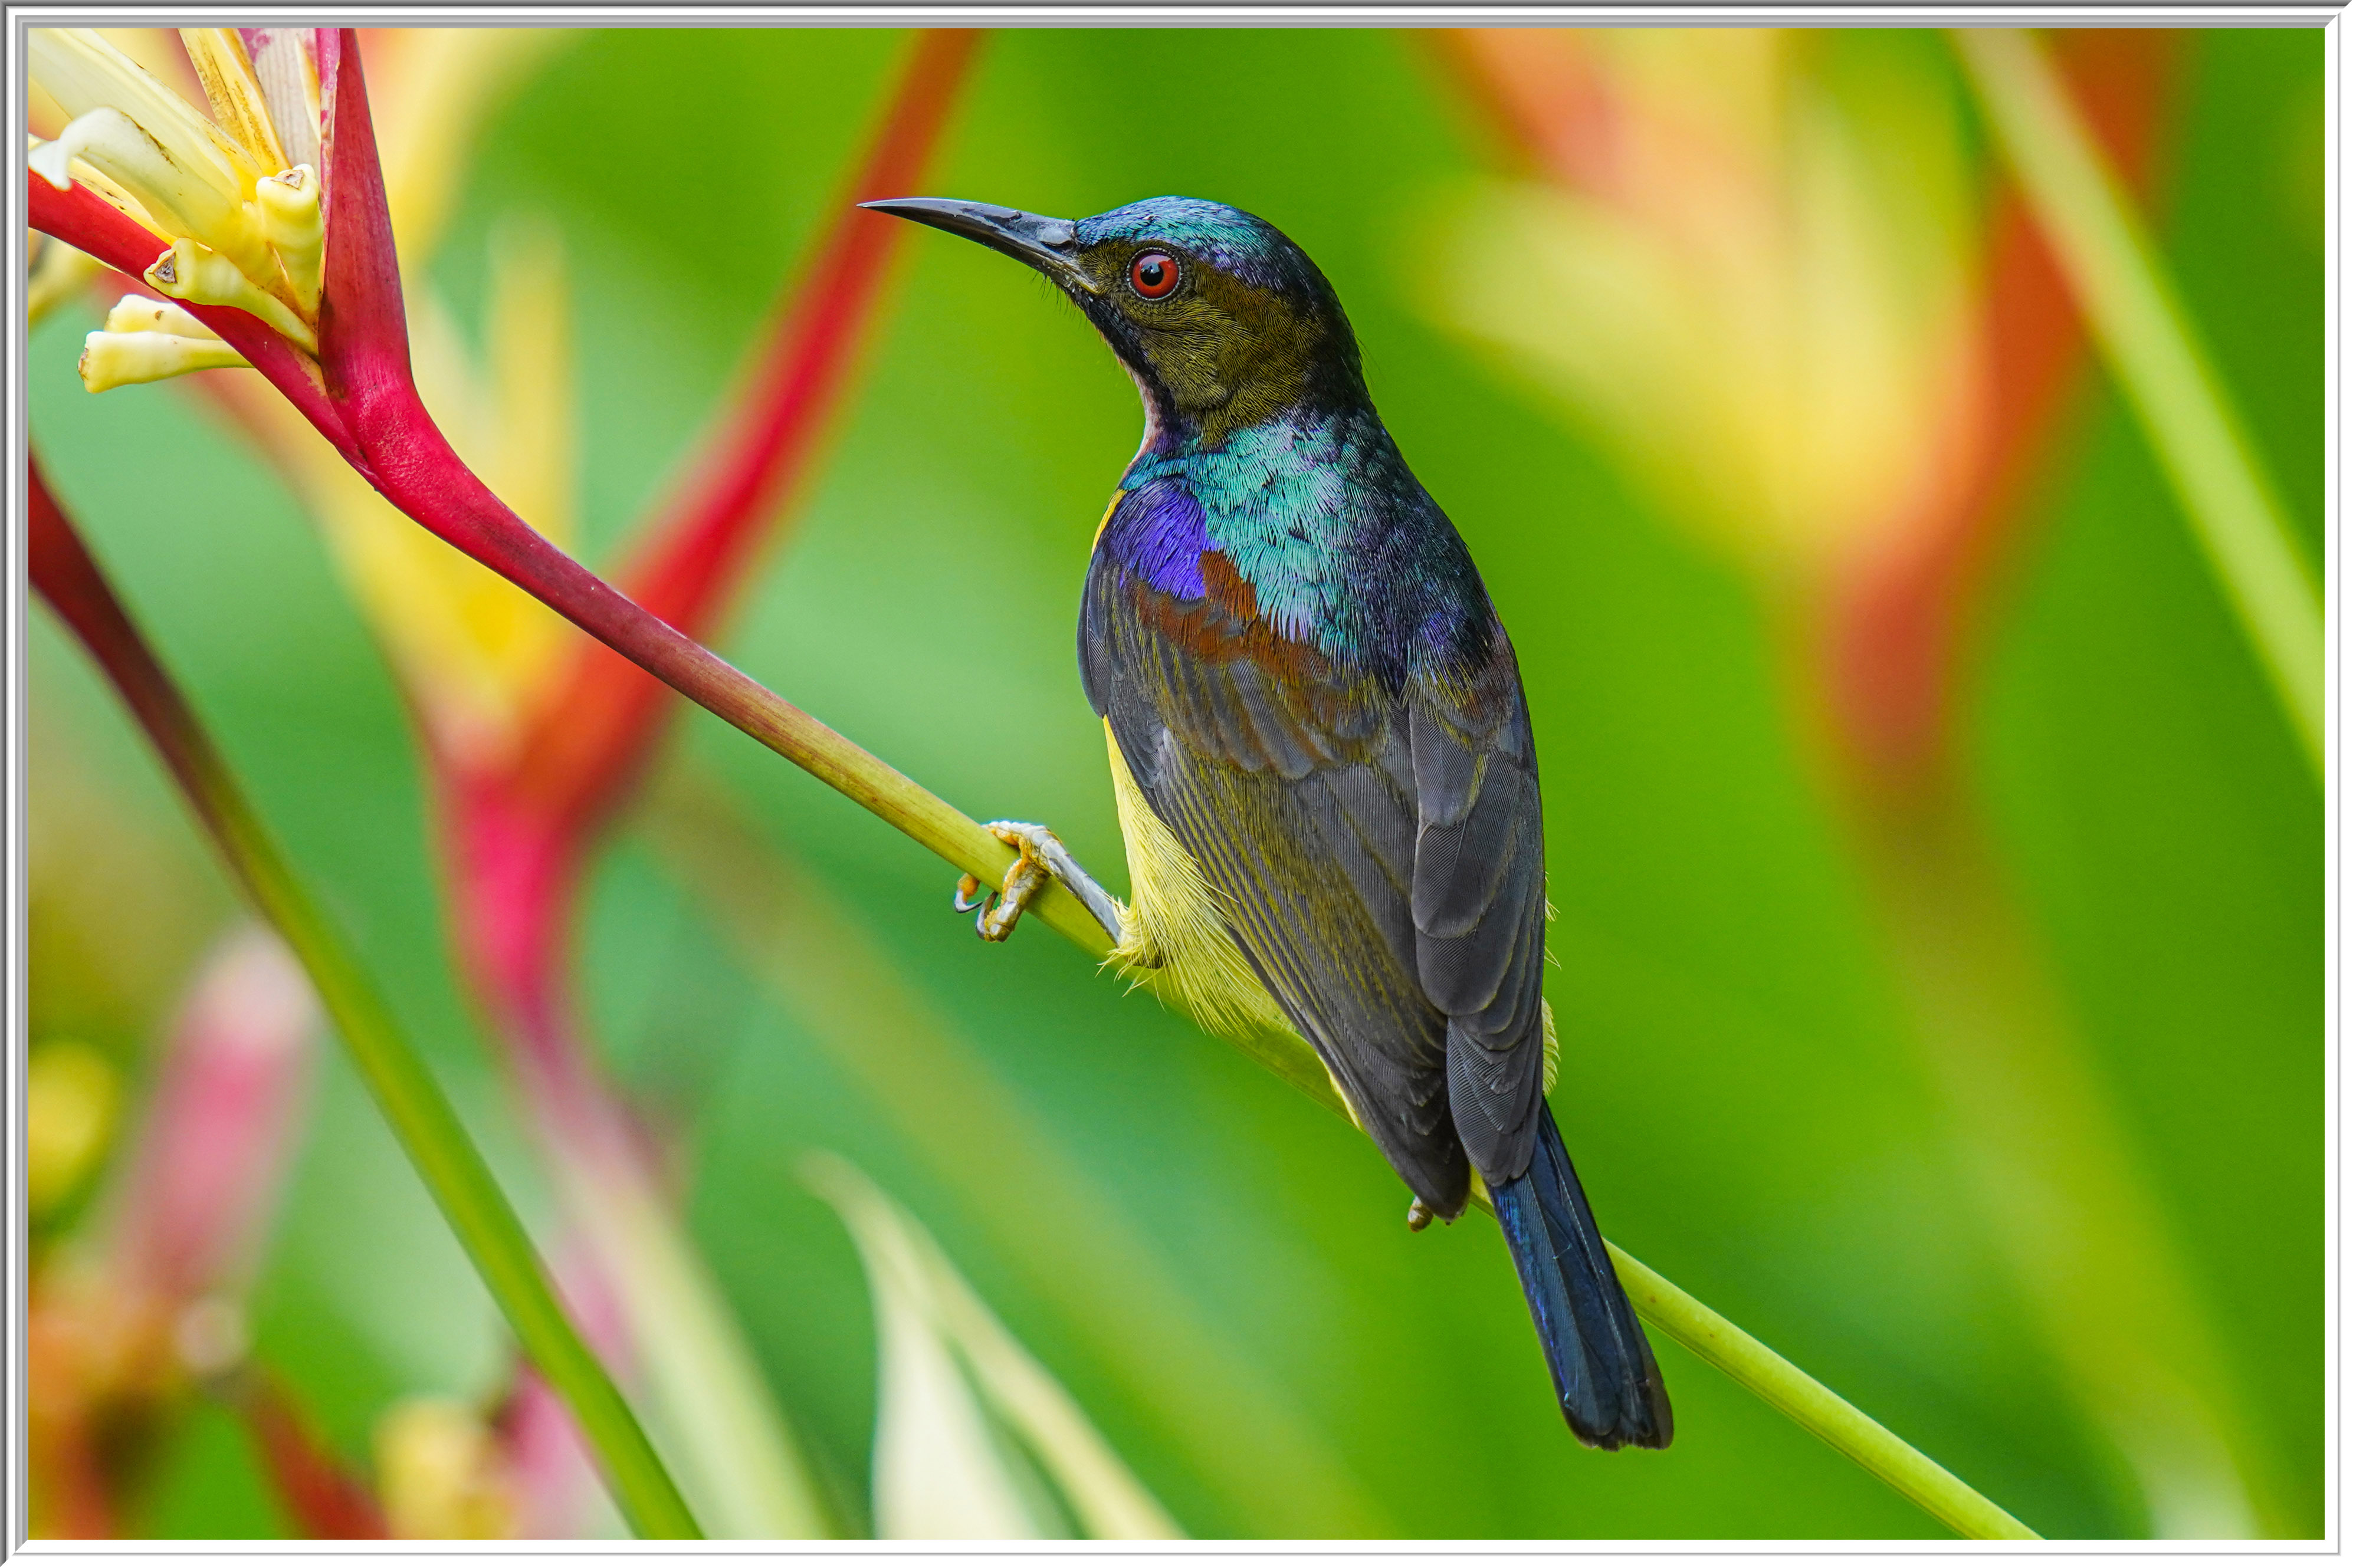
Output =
[{"x1": 868, "y1": 195, "x2": 1673, "y2": 1450}]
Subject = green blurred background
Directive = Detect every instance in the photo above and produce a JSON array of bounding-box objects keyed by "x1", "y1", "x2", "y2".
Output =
[{"x1": 28, "y1": 26, "x2": 2320, "y2": 1540}]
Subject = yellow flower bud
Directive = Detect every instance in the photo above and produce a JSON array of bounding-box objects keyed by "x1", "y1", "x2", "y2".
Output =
[
  {"x1": 103, "y1": 291, "x2": 219, "y2": 338},
  {"x1": 80, "y1": 328, "x2": 251, "y2": 393},
  {"x1": 255, "y1": 164, "x2": 323, "y2": 315},
  {"x1": 143, "y1": 236, "x2": 314, "y2": 353}
]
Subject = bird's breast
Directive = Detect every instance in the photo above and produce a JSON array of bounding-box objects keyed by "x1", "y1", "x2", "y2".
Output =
[{"x1": 1110, "y1": 419, "x2": 1364, "y2": 652}]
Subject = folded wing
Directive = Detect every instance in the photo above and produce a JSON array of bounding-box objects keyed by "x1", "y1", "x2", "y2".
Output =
[{"x1": 1083, "y1": 501, "x2": 1552, "y2": 1208}]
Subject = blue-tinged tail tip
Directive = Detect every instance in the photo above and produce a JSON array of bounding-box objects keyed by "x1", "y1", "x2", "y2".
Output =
[{"x1": 1491, "y1": 1105, "x2": 1673, "y2": 1449}]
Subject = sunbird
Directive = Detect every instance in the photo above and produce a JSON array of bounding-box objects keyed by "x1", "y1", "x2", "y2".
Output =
[{"x1": 868, "y1": 195, "x2": 1673, "y2": 1450}]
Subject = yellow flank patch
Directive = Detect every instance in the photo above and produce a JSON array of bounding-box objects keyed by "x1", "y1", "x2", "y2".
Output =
[
  {"x1": 1102, "y1": 722, "x2": 1294, "y2": 1044},
  {"x1": 1098, "y1": 722, "x2": 1559, "y2": 1113},
  {"x1": 1092, "y1": 488, "x2": 1123, "y2": 546}
]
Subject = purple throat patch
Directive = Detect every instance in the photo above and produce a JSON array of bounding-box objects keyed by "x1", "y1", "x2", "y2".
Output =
[{"x1": 1108, "y1": 480, "x2": 1210, "y2": 600}]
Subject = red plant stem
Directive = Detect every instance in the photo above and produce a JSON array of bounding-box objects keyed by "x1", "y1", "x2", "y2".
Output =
[
  {"x1": 231, "y1": 1372, "x2": 390, "y2": 1539},
  {"x1": 27, "y1": 28, "x2": 1102, "y2": 957},
  {"x1": 443, "y1": 777, "x2": 596, "y2": 1120},
  {"x1": 331, "y1": 283, "x2": 1040, "y2": 910}
]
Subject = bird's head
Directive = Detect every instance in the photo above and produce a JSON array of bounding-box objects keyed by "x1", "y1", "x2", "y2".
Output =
[{"x1": 865, "y1": 195, "x2": 1367, "y2": 449}]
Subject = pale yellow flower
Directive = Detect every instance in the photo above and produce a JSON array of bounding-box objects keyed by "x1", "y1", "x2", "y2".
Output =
[{"x1": 43, "y1": 25, "x2": 588, "y2": 769}]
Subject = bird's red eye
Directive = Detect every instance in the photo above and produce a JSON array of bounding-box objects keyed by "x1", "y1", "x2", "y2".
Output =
[{"x1": 1128, "y1": 250, "x2": 1179, "y2": 299}]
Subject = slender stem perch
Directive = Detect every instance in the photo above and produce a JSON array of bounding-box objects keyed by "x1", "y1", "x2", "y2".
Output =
[
  {"x1": 1609, "y1": 1253, "x2": 2034, "y2": 1539},
  {"x1": 27, "y1": 458, "x2": 703, "y2": 1543},
  {"x1": 507, "y1": 29, "x2": 986, "y2": 844}
]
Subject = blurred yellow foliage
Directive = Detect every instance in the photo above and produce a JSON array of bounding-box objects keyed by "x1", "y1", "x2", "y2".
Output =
[
  {"x1": 1430, "y1": 31, "x2": 1983, "y2": 592},
  {"x1": 28, "y1": 1041, "x2": 119, "y2": 1218},
  {"x1": 375, "y1": 1395, "x2": 521, "y2": 1539}
]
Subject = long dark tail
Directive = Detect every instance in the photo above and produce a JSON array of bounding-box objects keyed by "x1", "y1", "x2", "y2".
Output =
[{"x1": 1491, "y1": 1104, "x2": 1673, "y2": 1449}]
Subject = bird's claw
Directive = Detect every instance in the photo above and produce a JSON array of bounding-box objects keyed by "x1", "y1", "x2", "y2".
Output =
[
  {"x1": 953, "y1": 821, "x2": 1121, "y2": 944},
  {"x1": 963, "y1": 823, "x2": 1058, "y2": 942},
  {"x1": 1405, "y1": 1196, "x2": 1455, "y2": 1232}
]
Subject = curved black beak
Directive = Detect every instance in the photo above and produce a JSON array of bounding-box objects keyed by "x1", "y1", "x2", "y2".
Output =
[{"x1": 862, "y1": 198, "x2": 1095, "y2": 293}]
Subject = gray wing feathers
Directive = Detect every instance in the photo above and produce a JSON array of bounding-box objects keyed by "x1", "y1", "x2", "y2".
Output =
[
  {"x1": 1085, "y1": 552, "x2": 1550, "y2": 1204},
  {"x1": 1144, "y1": 728, "x2": 1469, "y2": 1207},
  {"x1": 1409, "y1": 668, "x2": 1551, "y2": 1185}
]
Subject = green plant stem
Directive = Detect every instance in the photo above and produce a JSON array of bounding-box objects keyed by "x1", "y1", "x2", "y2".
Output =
[
  {"x1": 1609, "y1": 1250, "x2": 2036, "y2": 1540},
  {"x1": 1955, "y1": 28, "x2": 2323, "y2": 777},
  {"x1": 28, "y1": 459, "x2": 703, "y2": 1542}
]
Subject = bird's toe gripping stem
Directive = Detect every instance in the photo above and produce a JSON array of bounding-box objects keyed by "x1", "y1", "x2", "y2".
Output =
[{"x1": 954, "y1": 821, "x2": 1122, "y2": 944}]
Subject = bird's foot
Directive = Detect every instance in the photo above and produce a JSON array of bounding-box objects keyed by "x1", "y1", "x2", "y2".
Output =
[{"x1": 954, "y1": 821, "x2": 1122, "y2": 944}]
